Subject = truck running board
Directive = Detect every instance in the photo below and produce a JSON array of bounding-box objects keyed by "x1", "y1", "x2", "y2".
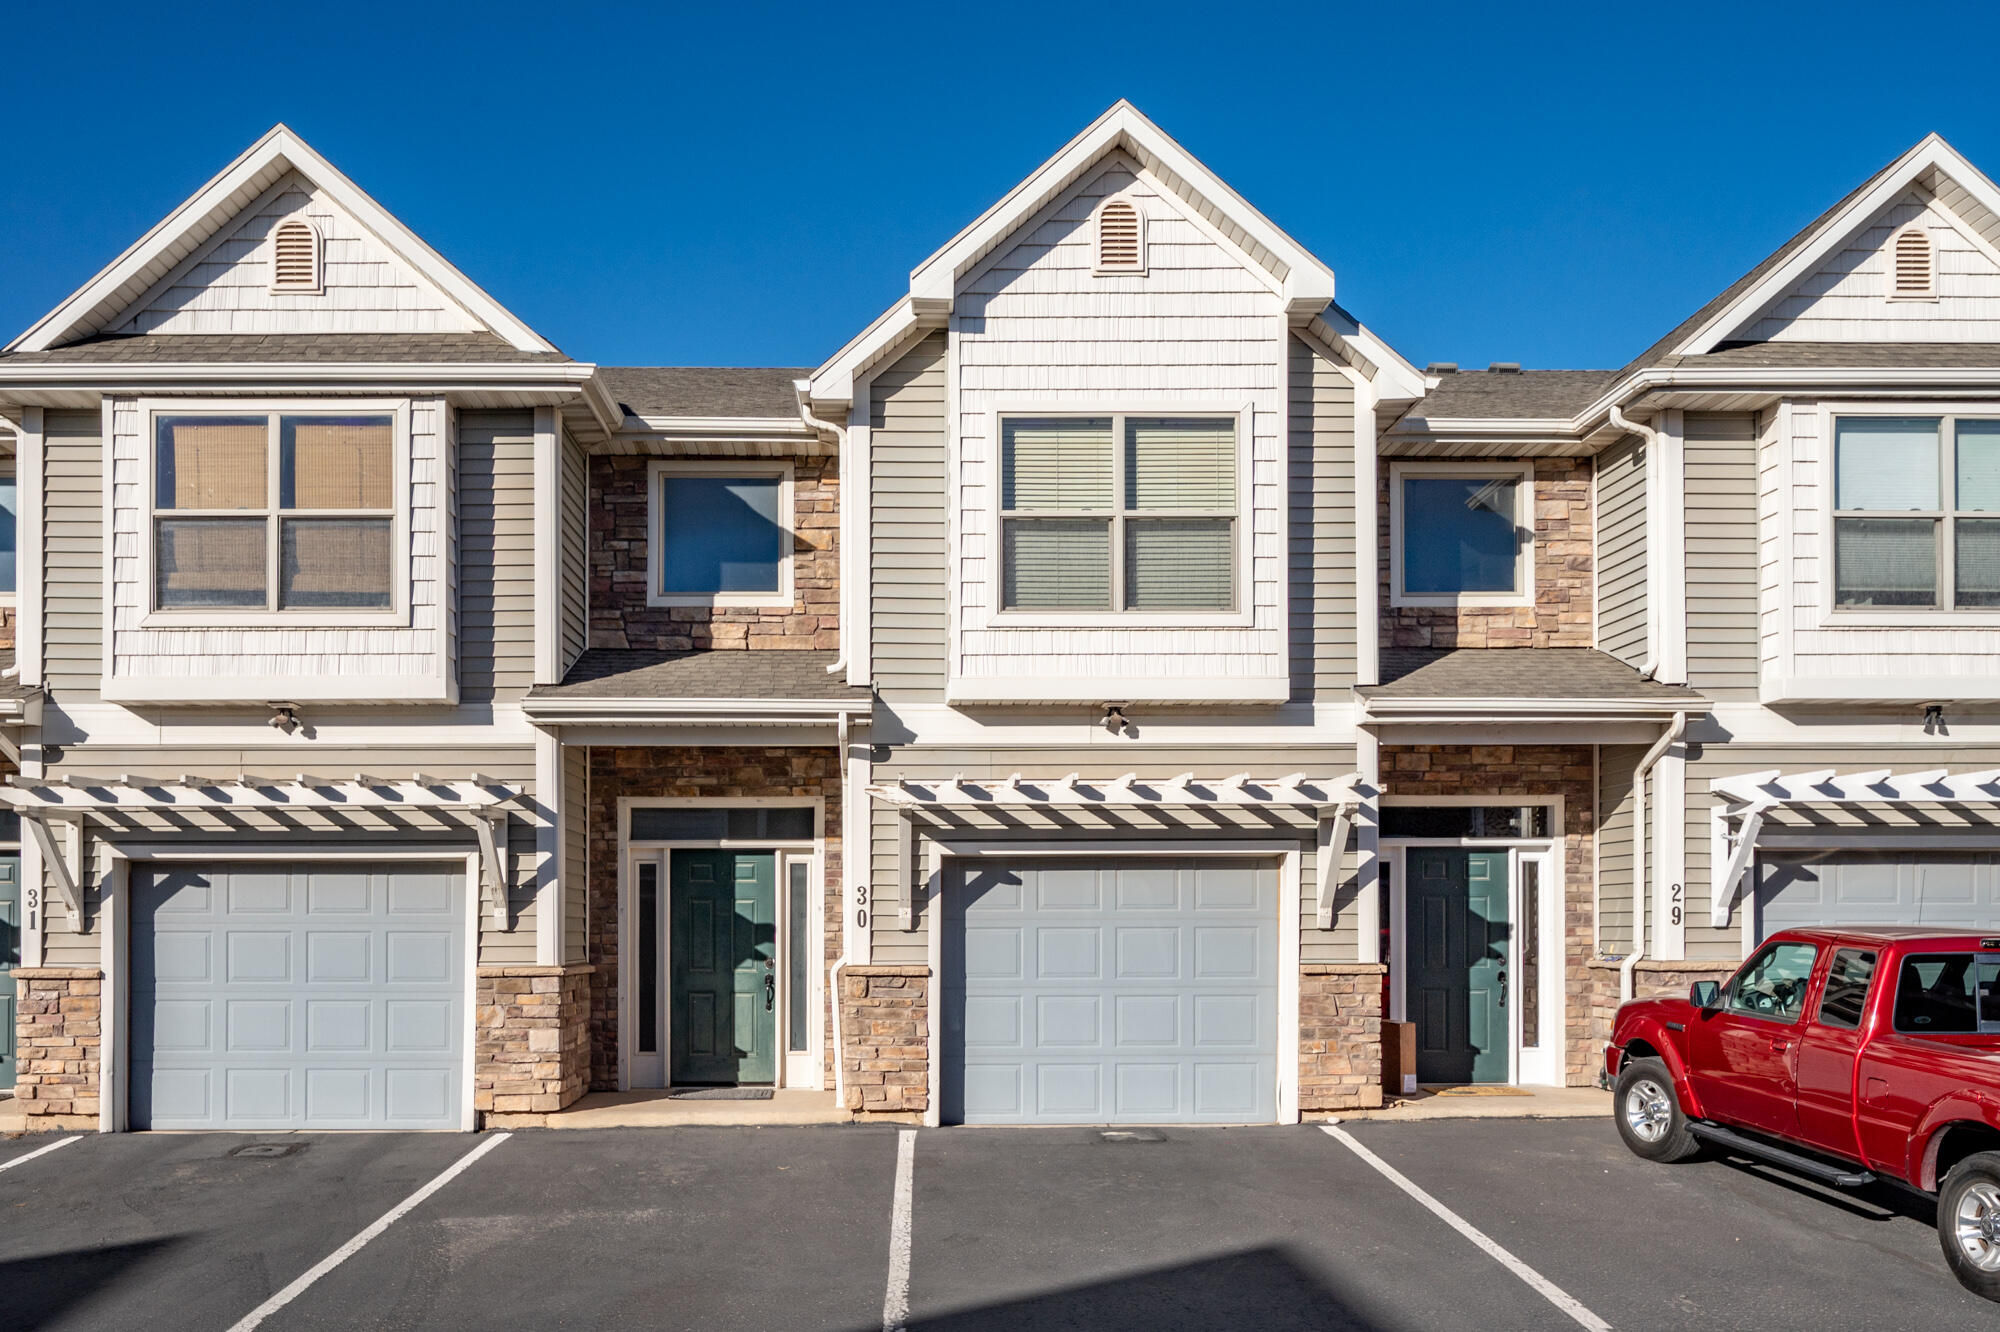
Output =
[{"x1": 1689, "y1": 1122, "x2": 1876, "y2": 1188}]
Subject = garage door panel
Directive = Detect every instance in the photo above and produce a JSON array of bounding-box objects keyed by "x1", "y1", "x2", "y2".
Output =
[
  {"x1": 944, "y1": 858, "x2": 1278, "y2": 1125},
  {"x1": 134, "y1": 864, "x2": 465, "y2": 1131},
  {"x1": 1757, "y1": 851, "x2": 2000, "y2": 937}
]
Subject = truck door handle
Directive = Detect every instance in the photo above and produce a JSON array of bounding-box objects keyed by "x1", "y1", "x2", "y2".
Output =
[{"x1": 1768, "y1": 1036, "x2": 1791, "y2": 1052}]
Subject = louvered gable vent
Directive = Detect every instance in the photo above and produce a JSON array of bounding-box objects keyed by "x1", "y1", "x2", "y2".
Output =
[
  {"x1": 270, "y1": 218, "x2": 322, "y2": 293},
  {"x1": 1095, "y1": 199, "x2": 1145, "y2": 273},
  {"x1": 1890, "y1": 225, "x2": 1934, "y2": 299}
]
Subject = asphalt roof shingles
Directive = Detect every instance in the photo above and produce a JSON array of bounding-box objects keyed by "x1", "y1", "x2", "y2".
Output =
[
  {"x1": 528, "y1": 649, "x2": 870, "y2": 702},
  {"x1": 1361, "y1": 648, "x2": 1706, "y2": 703},
  {"x1": 596, "y1": 367, "x2": 809, "y2": 421},
  {"x1": 0, "y1": 333, "x2": 570, "y2": 364}
]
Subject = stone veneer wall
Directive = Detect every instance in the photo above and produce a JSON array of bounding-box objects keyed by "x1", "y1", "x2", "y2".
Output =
[
  {"x1": 1584, "y1": 957, "x2": 1742, "y2": 1080},
  {"x1": 840, "y1": 964, "x2": 928, "y2": 1119},
  {"x1": 586, "y1": 745, "x2": 842, "y2": 1091},
  {"x1": 589, "y1": 453, "x2": 838, "y2": 651},
  {"x1": 1381, "y1": 457, "x2": 1592, "y2": 649},
  {"x1": 12, "y1": 967, "x2": 101, "y2": 1130},
  {"x1": 476, "y1": 965, "x2": 594, "y2": 1122},
  {"x1": 1381, "y1": 744, "x2": 1598, "y2": 1086},
  {"x1": 1300, "y1": 963, "x2": 1386, "y2": 1111}
]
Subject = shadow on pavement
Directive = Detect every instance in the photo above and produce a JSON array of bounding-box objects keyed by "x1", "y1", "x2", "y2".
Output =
[
  {"x1": 907, "y1": 1244, "x2": 1388, "y2": 1331},
  {"x1": 1711, "y1": 1153, "x2": 1938, "y2": 1226},
  {"x1": 0, "y1": 1236, "x2": 186, "y2": 1332}
]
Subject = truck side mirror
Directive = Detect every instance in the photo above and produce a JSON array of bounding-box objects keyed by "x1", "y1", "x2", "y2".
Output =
[{"x1": 1689, "y1": 980, "x2": 1720, "y2": 1009}]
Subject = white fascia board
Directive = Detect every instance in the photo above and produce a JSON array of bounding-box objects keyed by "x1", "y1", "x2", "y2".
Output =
[
  {"x1": 809, "y1": 296, "x2": 947, "y2": 405},
  {"x1": 615, "y1": 416, "x2": 814, "y2": 442},
  {"x1": 1305, "y1": 308, "x2": 1425, "y2": 403},
  {"x1": 1359, "y1": 696, "x2": 1705, "y2": 720},
  {"x1": 521, "y1": 696, "x2": 871, "y2": 721},
  {"x1": 99, "y1": 672, "x2": 455, "y2": 705},
  {"x1": 0, "y1": 360, "x2": 601, "y2": 391},
  {"x1": 1670, "y1": 134, "x2": 2000, "y2": 357},
  {"x1": 944, "y1": 675, "x2": 1291, "y2": 706},
  {"x1": 9, "y1": 125, "x2": 557, "y2": 354},
  {"x1": 1762, "y1": 674, "x2": 2000, "y2": 704}
]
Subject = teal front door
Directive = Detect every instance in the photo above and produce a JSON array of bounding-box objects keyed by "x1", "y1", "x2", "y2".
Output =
[
  {"x1": 1408, "y1": 849, "x2": 1510, "y2": 1084},
  {"x1": 671, "y1": 851, "x2": 778, "y2": 1085},
  {"x1": 0, "y1": 856, "x2": 18, "y2": 1090}
]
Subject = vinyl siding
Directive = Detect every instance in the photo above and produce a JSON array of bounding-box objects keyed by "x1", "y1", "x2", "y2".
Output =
[
  {"x1": 113, "y1": 171, "x2": 482, "y2": 337},
  {"x1": 1288, "y1": 337, "x2": 1357, "y2": 698},
  {"x1": 951, "y1": 158, "x2": 1287, "y2": 689},
  {"x1": 563, "y1": 742, "x2": 589, "y2": 965},
  {"x1": 35, "y1": 745, "x2": 541, "y2": 967},
  {"x1": 458, "y1": 410, "x2": 537, "y2": 703},
  {"x1": 1597, "y1": 743, "x2": 1641, "y2": 955},
  {"x1": 44, "y1": 410, "x2": 104, "y2": 703},
  {"x1": 1683, "y1": 742, "x2": 2000, "y2": 961},
  {"x1": 559, "y1": 427, "x2": 590, "y2": 675},
  {"x1": 1595, "y1": 433, "x2": 1648, "y2": 665},
  {"x1": 1746, "y1": 190, "x2": 2000, "y2": 341},
  {"x1": 1683, "y1": 413, "x2": 1760, "y2": 698},
  {"x1": 869, "y1": 332, "x2": 949, "y2": 700},
  {"x1": 867, "y1": 747, "x2": 1358, "y2": 966}
]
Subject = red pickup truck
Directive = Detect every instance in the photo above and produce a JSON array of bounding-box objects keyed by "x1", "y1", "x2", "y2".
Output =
[{"x1": 1606, "y1": 927, "x2": 2000, "y2": 1299}]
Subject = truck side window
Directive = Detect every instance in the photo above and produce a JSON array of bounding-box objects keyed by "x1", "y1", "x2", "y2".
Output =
[
  {"x1": 1726, "y1": 941, "x2": 1819, "y2": 1023},
  {"x1": 1893, "y1": 954, "x2": 1979, "y2": 1034},
  {"x1": 1816, "y1": 948, "x2": 1876, "y2": 1029}
]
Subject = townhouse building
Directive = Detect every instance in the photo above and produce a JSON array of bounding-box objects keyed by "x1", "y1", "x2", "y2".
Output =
[{"x1": 3, "y1": 107, "x2": 1996, "y2": 1131}]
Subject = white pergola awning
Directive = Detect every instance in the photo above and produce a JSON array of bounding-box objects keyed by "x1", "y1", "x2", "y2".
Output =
[
  {"x1": 867, "y1": 772, "x2": 1365, "y2": 930},
  {"x1": 1708, "y1": 767, "x2": 2000, "y2": 927},
  {"x1": 0, "y1": 774, "x2": 522, "y2": 927}
]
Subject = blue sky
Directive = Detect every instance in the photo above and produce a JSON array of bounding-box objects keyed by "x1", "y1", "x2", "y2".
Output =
[{"x1": 5, "y1": 1, "x2": 2000, "y2": 371}]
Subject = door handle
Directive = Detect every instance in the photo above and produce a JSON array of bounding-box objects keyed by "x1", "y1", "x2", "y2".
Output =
[
  {"x1": 764, "y1": 973, "x2": 776, "y2": 1013},
  {"x1": 1497, "y1": 969, "x2": 1507, "y2": 1008}
]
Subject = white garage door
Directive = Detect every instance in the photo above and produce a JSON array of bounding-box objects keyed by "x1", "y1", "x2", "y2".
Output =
[
  {"x1": 1754, "y1": 850, "x2": 2000, "y2": 940},
  {"x1": 941, "y1": 858, "x2": 1280, "y2": 1125},
  {"x1": 132, "y1": 863, "x2": 467, "y2": 1131}
]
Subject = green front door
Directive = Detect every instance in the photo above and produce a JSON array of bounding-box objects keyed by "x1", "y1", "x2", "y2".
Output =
[
  {"x1": 671, "y1": 851, "x2": 778, "y2": 1085},
  {"x1": 1408, "y1": 849, "x2": 1510, "y2": 1084},
  {"x1": 0, "y1": 855, "x2": 18, "y2": 1090}
]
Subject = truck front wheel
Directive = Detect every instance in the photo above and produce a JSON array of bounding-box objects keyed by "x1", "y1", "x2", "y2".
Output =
[
  {"x1": 1613, "y1": 1057, "x2": 1701, "y2": 1163},
  {"x1": 1939, "y1": 1151, "x2": 2000, "y2": 1301}
]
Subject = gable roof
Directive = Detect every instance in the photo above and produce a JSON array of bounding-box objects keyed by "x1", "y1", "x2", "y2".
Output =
[
  {"x1": 808, "y1": 100, "x2": 1423, "y2": 404},
  {"x1": 1629, "y1": 133, "x2": 2000, "y2": 370},
  {"x1": 8, "y1": 125, "x2": 556, "y2": 355}
]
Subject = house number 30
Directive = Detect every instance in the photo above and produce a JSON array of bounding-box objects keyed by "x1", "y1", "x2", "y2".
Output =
[{"x1": 853, "y1": 882, "x2": 869, "y2": 930}]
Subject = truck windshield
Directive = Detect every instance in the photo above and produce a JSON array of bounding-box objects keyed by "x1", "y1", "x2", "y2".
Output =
[{"x1": 1892, "y1": 954, "x2": 2000, "y2": 1035}]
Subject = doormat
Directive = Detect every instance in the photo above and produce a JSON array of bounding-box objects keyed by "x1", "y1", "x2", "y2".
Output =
[
  {"x1": 1427, "y1": 1085, "x2": 1534, "y2": 1098},
  {"x1": 666, "y1": 1088, "x2": 775, "y2": 1101}
]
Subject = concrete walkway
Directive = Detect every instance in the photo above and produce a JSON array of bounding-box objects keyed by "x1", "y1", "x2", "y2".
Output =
[
  {"x1": 0, "y1": 1094, "x2": 25, "y2": 1135},
  {"x1": 495, "y1": 1088, "x2": 854, "y2": 1130},
  {"x1": 1319, "y1": 1085, "x2": 1611, "y2": 1123}
]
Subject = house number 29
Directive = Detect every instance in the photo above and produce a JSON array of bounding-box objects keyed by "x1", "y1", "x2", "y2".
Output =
[{"x1": 1670, "y1": 882, "x2": 1683, "y2": 927}]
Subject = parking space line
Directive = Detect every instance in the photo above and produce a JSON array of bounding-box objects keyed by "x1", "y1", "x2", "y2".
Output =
[
  {"x1": 1321, "y1": 1124, "x2": 1611, "y2": 1332},
  {"x1": 225, "y1": 1132, "x2": 511, "y2": 1332},
  {"x1": 0, "y1": 1135, "x2": 81, "y2": 1174},
  {"x1": 882, "y1": 1129, "x2": 916, "y2": 1332}
]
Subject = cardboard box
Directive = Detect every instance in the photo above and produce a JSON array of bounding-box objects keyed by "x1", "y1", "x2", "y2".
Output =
[{"x1": 1382, "y1": 1020, "x2": 1418, "y2": 1097}]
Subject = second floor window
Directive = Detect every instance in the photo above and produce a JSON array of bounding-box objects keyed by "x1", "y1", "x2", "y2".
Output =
[
  {"x1": 1391, "y1": 462, "x2": 1532, "y2": 605},
  {"x1": 648, "y1": 461, "x2": 792, "y2": 606},
  {"x1": 998, "y1": 415, "x2": 1237, "y2": 613},
  {"x1": 153, "y1": 411, "x2": 395, "y2": 612},
  {"x1": 1834, "y1": 414, "x2": 2000, "y2": 609}
]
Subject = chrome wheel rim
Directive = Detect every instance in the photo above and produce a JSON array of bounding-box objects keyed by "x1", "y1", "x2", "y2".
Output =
[
  {"x1": 1624, "y1": 1078, "x2": 1673, "y2": 1143},
  {"x1": 1954, "y1": 1182, "x2": 2000, "y2": 1271}
]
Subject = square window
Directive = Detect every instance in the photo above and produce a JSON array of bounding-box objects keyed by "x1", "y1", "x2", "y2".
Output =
[
  {"x1": 1392, "y1": 467, "x2": 1529, "y2": 602},
  {"x1": 650, "y1": 466, "x2": 791, "y2": 603}
]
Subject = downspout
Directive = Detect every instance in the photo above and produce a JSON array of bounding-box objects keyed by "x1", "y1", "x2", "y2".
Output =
[
  {"x1": 830, "y1": 710, "x2": 852, "y2": 1109},
  {"x1": 1622, "y1": 710, "x2": 1689, "y2": 1003},
  {"x1": 1608, "y1": 403, "x2": 1664, "y2": 680},
  {"x1": 797, "y1": 389, "x2": 851, "y2": 677}
]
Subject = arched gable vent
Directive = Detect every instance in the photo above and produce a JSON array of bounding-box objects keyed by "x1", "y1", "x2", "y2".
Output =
[
  {"x1": 1889, "y1": 225, "x2": 1935, "y2": 300},
  {"x1": 270, "y1": 217, "x2": 323, "y2": 293},
  {"x1": 1094, "y1": 199, "x2": 1146, "y2": 274}
]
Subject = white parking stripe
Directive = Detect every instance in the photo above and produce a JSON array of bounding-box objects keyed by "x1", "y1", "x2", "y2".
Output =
[
  {"x1": 882, "y1": 1129, "x2": 917, "y2": 1332},
  {"x1": 0, "y1": 1135, "x2": 81, "y2": 1174},
  {"x1": 1321, "y1": 1124, "x2": 1611, "y2": 1332},
  {"x1": 226, "y1": 1132, "x2": 510, "y2": 1332}
]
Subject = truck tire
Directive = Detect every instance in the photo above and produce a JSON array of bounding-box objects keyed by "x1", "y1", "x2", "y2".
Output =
[
  {"x1": 1613, "y1": 1057, "x2": 1701, "y2": 1163},
  {"x1": 1939, "y1": 1151, "x2": 2000, "y2": 1301}
]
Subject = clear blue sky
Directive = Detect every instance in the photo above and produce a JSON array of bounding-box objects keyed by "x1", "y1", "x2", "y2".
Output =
[{"x1": 5, "y1": 1, "x2": 2000, "y2": 372}]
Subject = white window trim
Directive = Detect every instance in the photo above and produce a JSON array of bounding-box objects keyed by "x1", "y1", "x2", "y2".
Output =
[
  {"x1": 267, "y1": 215, "x2": 324, "y2": 295},
  {"x1": 1885, "y1": 224, "x2": 1937, "y2": 303},
  {"x1": 0, "y1": 458, "x2": 17, "y2": 609},
  {"x1": 1092, "y1": 197, "x2": 1148, "y2": 276},
  {"x1": 136, "y1": 397, "x2": 412, "y2": 629},
  {"x1": 984, "y1": 403, "x2": 1255, "y2": 628},
  {"x1": 646, "y1": 459, "x2": 795, "y2": 609},
  {"x1": 1817, "y1": 403, "x2": 2000, "y2": 626},
  {"x1": 1388, "y1": 459, "x2": 1536, "y2": 608}
]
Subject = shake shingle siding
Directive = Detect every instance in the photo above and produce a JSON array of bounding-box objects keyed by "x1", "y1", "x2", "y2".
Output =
[
  {"x1": 869, "y1": 333, "x2": 949, "y2": 700},
  {"x1": 1595, "y1": 434, "x2": 1648, "y2": 666}
]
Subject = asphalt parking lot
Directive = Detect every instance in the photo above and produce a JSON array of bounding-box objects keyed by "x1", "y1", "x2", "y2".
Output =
[{"x1": 0, "y1": 1117, "x2": 1988, "y2": 1331}]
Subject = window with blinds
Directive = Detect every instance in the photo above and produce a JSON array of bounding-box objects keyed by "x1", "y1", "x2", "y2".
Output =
[
  {"x1": 1889, "y1": 226, "x2": 1934, "y2": 300},
  {"x1": 269, "y1": 218, "x2": 322, "y2": 293},
  {"x1": 153, "y1": 411, "x2": 396, "y2": 612},
  {"x1": 1833, "y1": 414, "x2": 2000, "y2": 609},
  {"x1": 999, "y1": 415, "x2": 1236, "y2": 612}
]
